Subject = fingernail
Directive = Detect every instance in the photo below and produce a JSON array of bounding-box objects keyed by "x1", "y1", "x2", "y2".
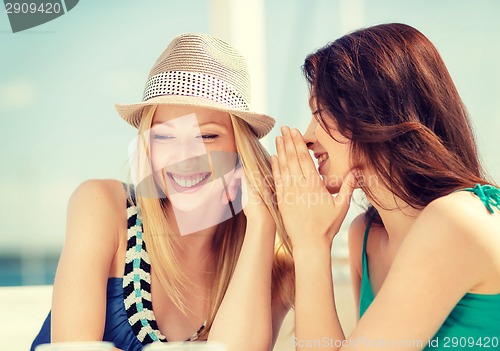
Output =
[
  {"x1": 291, "y1": 128, "x2": 297, "y2": 136},
  {"x1": 281, "y1": 126, "x2": 289, "y2": 135}
]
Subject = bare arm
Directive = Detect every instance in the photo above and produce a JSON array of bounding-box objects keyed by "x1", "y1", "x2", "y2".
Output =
[
  {"x1": 272, "y1": 127, "x2": 356, "y2": 349},
  {"x1": 51, "y1": 180, "x2": 123, "y2": 343},
  {"x1": 294, "y1": 243, "x2": 344, "y2": 349},
  {"x1": 208, "y1": 170, "x2": 287, "y2": 351},
  {"x1": 208, "y1": 218, "x2": 276, "y2": 350},
  {"x1": 347, "y1": 214, "x2": 366, "y2": 321}
]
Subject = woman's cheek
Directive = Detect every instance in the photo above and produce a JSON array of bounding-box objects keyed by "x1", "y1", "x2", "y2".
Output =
[
  {"x1": 150, "y1": 145, "x2": 173, "y2": 172},
  {"x1": 324, "y1": 163, "x2": 353, "y2": 193},
  {"x1": 324, "y1": 170, "x2": 342, "y2": 191}
]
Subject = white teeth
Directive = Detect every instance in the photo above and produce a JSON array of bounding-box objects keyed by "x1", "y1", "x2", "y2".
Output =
[
  {"x1": 171, "y1": 173, "x2": 209, "y2": 188},
  {"x1": 317, "y1": 154, "x2": 328, "y2": 164}
]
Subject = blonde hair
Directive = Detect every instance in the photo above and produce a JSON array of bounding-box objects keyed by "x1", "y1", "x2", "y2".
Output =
[{"x1": 130, "y1": 105, "x2": 294, "y2": 340}]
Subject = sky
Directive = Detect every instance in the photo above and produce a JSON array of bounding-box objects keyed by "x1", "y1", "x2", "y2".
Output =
[{"x1": 1, "y1": 0, "x2": 500, "y2": 252}]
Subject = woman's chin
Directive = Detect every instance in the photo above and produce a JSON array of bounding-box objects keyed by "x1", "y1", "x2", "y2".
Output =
[
  {"x1": 325, "y1": 184, "x2": 341, "y2": 194},
  {"x1": 322, "y1": 174, "x2": 341, "y2": 194},
  {"x1": 324, "y1": 179, "x2": 341, "y2": 194}
]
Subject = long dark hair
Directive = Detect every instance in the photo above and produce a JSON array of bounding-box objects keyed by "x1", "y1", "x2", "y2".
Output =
[{"x1": 303, "y1": 23, "x2": 492, "y2": 219}]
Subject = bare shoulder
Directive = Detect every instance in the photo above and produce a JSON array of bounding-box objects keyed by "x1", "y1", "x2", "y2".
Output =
[
  {"x1": 411, "y1": 190, "x2": 500, "y2": 293},
  {"x1": 70, "y1": 178, "x2": 126, "y2": 200},
  {"x1": 66, "y1": 179, "x2": 128, "y2": 240},
  {"x1": 421, "y1": 190, "x2": 500, "y2": 243},
  {"x1": 69, "y1": 179, "x2": 126, "y2": 212}
]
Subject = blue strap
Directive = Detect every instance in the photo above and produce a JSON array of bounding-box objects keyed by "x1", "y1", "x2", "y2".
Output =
[{"x1": 462, "y1": 184, "x2": 500, "y2": 214}]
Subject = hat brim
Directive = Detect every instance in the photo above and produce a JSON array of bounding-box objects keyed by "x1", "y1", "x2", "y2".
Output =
[{"x1": 115, "y1": 95, "x2": 275, "y2": 139}]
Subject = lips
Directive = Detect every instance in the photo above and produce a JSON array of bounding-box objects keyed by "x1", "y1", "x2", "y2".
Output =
[{"x1": 167, "y1": 172, "x2": 211, "y2": 192}]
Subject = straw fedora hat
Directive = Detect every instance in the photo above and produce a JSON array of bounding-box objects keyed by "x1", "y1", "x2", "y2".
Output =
[{"x1": 115, "y1": 33, "x2": 275, "y2": 138}]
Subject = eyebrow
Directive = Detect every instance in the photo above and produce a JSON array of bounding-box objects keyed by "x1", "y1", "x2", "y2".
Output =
[{"x1": 198, "y1": 121, "x2": 227, "y2": 129}]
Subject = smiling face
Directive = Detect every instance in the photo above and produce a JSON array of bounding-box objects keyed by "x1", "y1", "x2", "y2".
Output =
[
  {"x1": 149, "y1": 105, "x2": 238, "y2": 213},
  {"x1": 303, "y1": 96, "x2": 353, "y2": 194}
]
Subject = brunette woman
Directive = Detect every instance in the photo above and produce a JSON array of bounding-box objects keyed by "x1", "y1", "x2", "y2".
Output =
[{"x1": 274, "y1": 23, "x2": 500, "y2": 350}]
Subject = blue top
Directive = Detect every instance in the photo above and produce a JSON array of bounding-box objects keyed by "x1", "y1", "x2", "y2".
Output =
[
  {"x1": 31, "y1": 186, "x2": 205, "y2": 351},
  {"x1": 31, "y1": 278, "x2": 145, "y2": 351},
  {"x1": 359, "y1": 184, "x2": 500, "y2": 349}
]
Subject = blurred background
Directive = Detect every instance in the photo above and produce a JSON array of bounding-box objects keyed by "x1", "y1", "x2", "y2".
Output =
[{"x1": 1, "y1": 0, "x2": 499, "y2": 349}]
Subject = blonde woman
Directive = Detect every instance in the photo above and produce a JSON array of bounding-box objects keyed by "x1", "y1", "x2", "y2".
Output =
[{"x1": 31, "y1": 33, "x2": 293, "y2": 351}]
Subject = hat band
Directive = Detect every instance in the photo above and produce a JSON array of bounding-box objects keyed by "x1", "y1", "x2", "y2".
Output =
[{"x1": 143, "y1": 71, "x2": 249, "y2": 111}]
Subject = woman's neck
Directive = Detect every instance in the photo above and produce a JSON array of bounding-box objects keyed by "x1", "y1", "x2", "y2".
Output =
[
  {"x1": 174, "y1": 227, "x2": 219, "y2": 270},
  {"x1": 365, "y1": 184, "x2": 422, "y2": 247},
  {"x1": 161, "y1": 204, "x2": 219, "y2": 269}
]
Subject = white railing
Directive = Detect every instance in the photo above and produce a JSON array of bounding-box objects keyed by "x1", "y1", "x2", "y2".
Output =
[{"x1": 0, "y1": 285, "x2": 52, "y2": 349}]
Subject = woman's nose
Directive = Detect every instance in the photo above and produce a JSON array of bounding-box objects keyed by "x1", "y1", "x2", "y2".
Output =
[
  {"x1": 167, "y1": 139, "x2": 206, "y2": 172},
  {"x1": 303, "y1": 118, "x2": 317, "y2": 149}
]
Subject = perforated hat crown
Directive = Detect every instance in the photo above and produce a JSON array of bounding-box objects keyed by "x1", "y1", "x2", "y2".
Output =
[{"x1": 115, "y1": 33, "x2": 275, "y2": 138}]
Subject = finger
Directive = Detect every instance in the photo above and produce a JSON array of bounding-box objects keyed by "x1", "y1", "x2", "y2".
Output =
[
  {"x1": 290, "y1": 128, "x2": 318, "y2": 179},
  {"x1": 333, "y1": 170, "x2": 357, "y2": 217},
  {"x1": 281, "y1": 126, "x2": 304, "y2": 177},
  {"x1": 271, "y1": 155, "x2": 283, "y2": 200},
  {"x1": 275, "y1": 136, "x2": 290, "y2": 183}
]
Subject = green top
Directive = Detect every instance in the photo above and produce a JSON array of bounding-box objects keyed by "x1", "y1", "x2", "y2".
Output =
[{"x1": 359, "y1": 184, "x2": 500, "y2": 350}]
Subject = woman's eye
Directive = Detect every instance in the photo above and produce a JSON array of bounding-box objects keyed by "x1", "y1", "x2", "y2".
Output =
[{"x1": 199, "y1": 134, "x2": 219, "y2": 140}]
